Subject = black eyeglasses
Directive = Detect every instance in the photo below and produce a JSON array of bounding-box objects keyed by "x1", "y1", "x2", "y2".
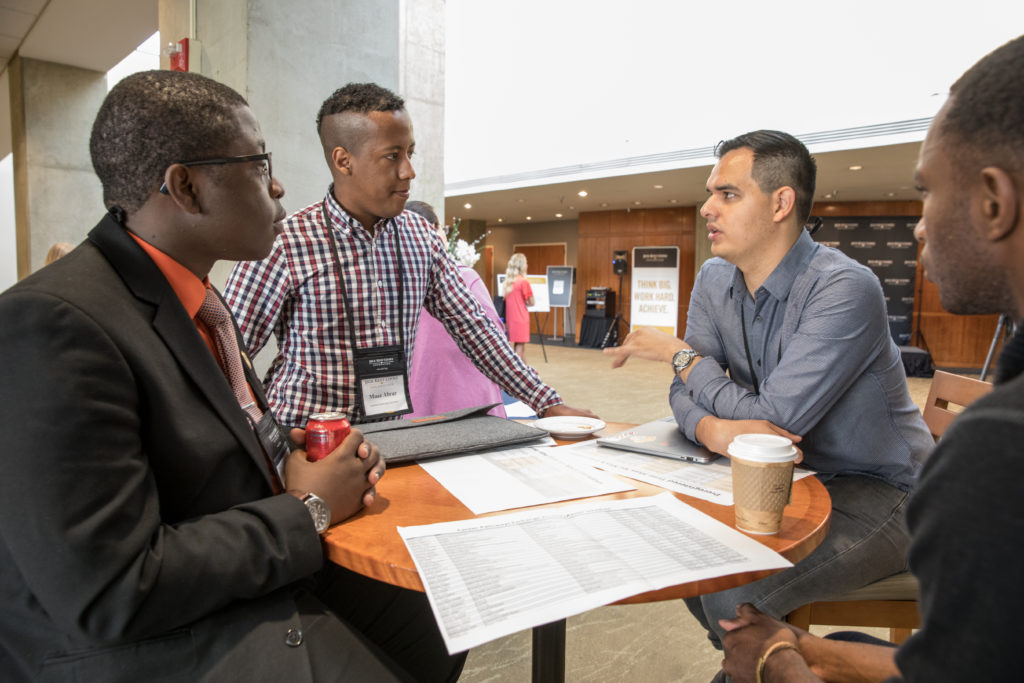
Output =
[{"x1": 159, "y1": 152, "x2": 272, "y2": 194}]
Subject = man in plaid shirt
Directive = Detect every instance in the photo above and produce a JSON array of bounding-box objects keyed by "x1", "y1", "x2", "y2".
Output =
[{"x1": 225, "y1": 83, "x2": 595, "y2": 427}]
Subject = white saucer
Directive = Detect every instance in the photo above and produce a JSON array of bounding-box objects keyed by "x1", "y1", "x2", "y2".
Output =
[{"x1": 533, "y1": 416, "x2": 606, "y2": 439}]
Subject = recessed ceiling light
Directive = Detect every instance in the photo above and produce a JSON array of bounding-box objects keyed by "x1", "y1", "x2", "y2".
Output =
[
  {"x1": 463, "y1": 203, "x2": 472, "y2": 209},
  {"x1": 886, "y1": 192, "x2": 896, "y2": 197},
  {"x1": 517, "y1": 198, "x2": 525, "y2": 203},
  {"x1": 669, "y1": 199, "x2": 678, "y2": 204},
  {"x1": 653, "y1": 184, "x2": 664, "y2": 189},
  {"x1": 600, "y1": 202, "x2": 608, "y2": 208},
  {"x1": 848, "y1": 165, "x2": 863, "y2": 171},
  {"x1": 526, "y1": 216, "x2": 532, "y2": 220},
  {"x1": 633, "y1": 200, "x2": 641, "y2": 206},
  {"x1": 568, "y1": 205, "x2": 575, "y2": 210},
  {"x1": 577, "y1": 190, "x2": 588, "y2": 197},
  {"x1": 555, "y1": 213, "x2": 563, "y2": 218},
  {"x1": 497, "y1": 218, "x2": 503, "y2": 222},
  {"x1": 824, "y1": 193, "x2": 833, "y2": 199}
]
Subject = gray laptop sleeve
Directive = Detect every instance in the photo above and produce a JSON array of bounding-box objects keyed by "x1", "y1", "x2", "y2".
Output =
[{"x1": 358, "y1": 404, "x2": 548, "y2": 463}]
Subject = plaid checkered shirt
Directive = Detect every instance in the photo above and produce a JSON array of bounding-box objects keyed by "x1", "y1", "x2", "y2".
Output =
[{"x1": 224, "y1": 189, "x2": 561, "y2": 426}]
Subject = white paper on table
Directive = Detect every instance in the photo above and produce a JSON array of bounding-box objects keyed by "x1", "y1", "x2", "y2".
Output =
[
  {"x1": 502, "y1": 400, "x2": 537, "y2": 418},
  {"x1": 418, "y1": 445, "x2": 634, "y2": 514},
  {"x1": 399, "y1": 492, "x2": 792, "y2": 654},
  {"x1": 551, "y1": 440, "x2": 816, "y2": 505}
]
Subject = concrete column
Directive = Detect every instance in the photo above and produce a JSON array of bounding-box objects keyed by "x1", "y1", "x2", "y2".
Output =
[
  {"x1": 159, "y1": 0, "x2": 446, "y2": 286},
  {"x1": 399, "y1": 0, "x2": 446, "y2": 225},
  {"x1": 8, "y1": 55, "x2": 106, "y2": 278}
]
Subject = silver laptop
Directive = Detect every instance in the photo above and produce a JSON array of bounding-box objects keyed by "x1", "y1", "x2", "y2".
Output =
[{"x1": 596, "y1": 416, "x2": 719, "y2": 464}]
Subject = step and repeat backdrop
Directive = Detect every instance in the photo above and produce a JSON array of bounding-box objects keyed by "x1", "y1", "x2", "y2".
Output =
[{"x1": 812, "y1": 217, "x2": 921, "y2": 345}]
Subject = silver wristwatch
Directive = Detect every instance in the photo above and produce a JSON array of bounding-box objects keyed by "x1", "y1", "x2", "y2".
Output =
[
  {"x1": 671, "y1": 348, "x2": 699, "y2": 375},
  {"x1": 301, "y1": 492, "x2": 331, "y2": 534}
]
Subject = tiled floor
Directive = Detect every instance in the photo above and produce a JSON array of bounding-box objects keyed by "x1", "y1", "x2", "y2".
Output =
[{"x1": 459, "y1": 342, "x2": 934, "y2": 682}]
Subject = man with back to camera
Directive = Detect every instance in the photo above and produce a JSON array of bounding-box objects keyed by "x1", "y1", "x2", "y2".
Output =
[
  {"x1": 717, "y1": 33, "x2": 1024, "y2": 682},
  {"x1": 0, "y1": 70, "x2": 461, "y2": 682},
  {"x1": 224, "y1": 82, "x2": 593, "y2": 426},
  {"x1": 603, "y1": 130, "x2": 933, "y2": 652}
]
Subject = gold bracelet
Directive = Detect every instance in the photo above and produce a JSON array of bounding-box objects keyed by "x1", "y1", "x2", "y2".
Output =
[{"x1": 755, "y1": 640, "x2": 800, "y2": 683}]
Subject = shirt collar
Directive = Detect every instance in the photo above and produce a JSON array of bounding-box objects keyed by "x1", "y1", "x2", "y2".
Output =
[
  {"x1": 325, "y1": 185, "x2": 396, "y2": 235},
  {"x1": 126, "y1": 230, "x2": 208, "y2": 318},
  {"x1": 732, "y1": 229, "x2": 817, "y2": 302}
]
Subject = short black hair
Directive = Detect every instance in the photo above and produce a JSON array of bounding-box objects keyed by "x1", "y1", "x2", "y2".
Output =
[
  {"x1": 405, "y1": 200, "x2": 438, "y2": 227},
  {"x1": 941, "y1": 34, "x2": 1024, "y2": 179},
  {"x1": 715, "y1": 130, "x2": 817, "y2": 225},
  {"x1": 316, "y1": 83, "x2": 405, "y2": 134},
  {"x1": 90, "y1": 70, "x2": 248, "y2": 215}
]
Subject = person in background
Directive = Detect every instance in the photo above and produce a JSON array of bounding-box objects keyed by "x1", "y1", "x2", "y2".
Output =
[
  {"x1": 405, "y1": 200, "x2": 506, "y2": 418},
  {"x1": 0, "y1": 70, "x2": 442, "y2": 682},
  {"x1": 224, "y1": 82, "x2": 593, "y2": 425},
  {"x1": 718, "y1": 33, "x2": 1024, "y2": 683},
  {"x1": 44, "y1": 241, "x2": 74, "y2": 265},
  {"x1": 604, "y1": 130, "x2": 932, "y2": 665},
  {"x1": 503, "y1": 252, "x2": 534, "y2": 362}
]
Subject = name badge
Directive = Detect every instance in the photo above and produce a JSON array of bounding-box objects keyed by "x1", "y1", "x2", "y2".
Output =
[{"x1": 353, "y1": 344, "x2": 412, "y2": 422}]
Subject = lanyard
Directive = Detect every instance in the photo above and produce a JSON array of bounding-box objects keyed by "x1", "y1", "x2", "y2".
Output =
[{"x1": 320, "y1": 200, "x2": 405, "y2": 353}]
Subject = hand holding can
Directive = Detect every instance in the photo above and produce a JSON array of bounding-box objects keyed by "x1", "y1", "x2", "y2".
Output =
[{"x1": 305, "y1": 412, "x2": 352, "y2": 462}]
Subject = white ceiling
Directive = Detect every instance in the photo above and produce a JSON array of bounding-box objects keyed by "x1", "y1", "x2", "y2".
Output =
[
  {"x1": 443, "y1": 139, "x2": 926, "y2": 228},
  {"x1": 1, "y1": 0, "x2": 927, "y2": 228},
  {"x1": 0, "y1": 0, "x2": 157, "y2": 159},
  {"x1": 0, "y1": 0, "x2": 156, "y2": 73}
]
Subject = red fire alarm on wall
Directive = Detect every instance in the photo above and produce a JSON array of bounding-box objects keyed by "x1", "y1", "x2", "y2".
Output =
[{"x1": 169, "y1": 38, "x2": 190, "y2": 72}]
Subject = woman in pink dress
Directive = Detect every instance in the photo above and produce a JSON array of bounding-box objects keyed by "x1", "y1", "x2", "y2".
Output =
[{"x1": 503, "y1": 253, "x2": 534, "y2": 362}]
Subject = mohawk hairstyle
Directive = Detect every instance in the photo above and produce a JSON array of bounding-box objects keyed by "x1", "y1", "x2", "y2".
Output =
[{"x1": 316, "y1": 83, "x2": 406, "y2": 134}]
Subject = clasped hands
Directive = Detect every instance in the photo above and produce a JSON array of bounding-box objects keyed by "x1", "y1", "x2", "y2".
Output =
[{"x1": 285, "y1": 427, "x2": 385, "y2": 526}]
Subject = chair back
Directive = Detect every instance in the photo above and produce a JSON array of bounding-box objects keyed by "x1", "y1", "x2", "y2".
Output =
[{"x1": 922, "y1": 370, "x2": 993, "y2": 440}]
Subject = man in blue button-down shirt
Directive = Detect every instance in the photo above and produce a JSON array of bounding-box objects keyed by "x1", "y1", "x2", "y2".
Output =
[{"x1": 605, "y1": 130, "x2": 933, "y2": 651}]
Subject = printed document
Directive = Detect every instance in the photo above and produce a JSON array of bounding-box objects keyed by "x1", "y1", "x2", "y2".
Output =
[
  {"x1": 553, "y1": 440, "x2": 815, "y2": 505},
  {"x1": 418, "y1": 446, "x2": 634, "y2": 514},
  {"x1": 399, "y1": 493, "x2": 792, "y2": 653}
]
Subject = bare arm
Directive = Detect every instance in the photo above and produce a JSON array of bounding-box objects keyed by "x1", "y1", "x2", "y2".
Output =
[{"x1": 720, "y1": 603, "x2": 899, "y2": 683}]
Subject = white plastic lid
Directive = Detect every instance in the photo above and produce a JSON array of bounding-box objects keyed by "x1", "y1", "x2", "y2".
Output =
[{"x1": 727, "y1": 433, "x2": 798, "y2": 462}]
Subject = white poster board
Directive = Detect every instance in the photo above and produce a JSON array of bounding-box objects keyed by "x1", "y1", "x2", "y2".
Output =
[
  {"x1": 497, "y1": 274, "x2": 549, "y2": 313},
  {"x1": 630, "y1": 246, "x2": 679, "y2": 335}
]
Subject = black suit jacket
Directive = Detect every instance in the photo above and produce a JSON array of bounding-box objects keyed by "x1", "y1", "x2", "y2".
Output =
[{"x1": 0, "y1": 216, "x2": 338, "y2": 681}]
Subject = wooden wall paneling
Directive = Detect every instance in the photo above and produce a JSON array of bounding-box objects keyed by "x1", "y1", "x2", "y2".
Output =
[
  {"x1": 575, "y1": 207, "x2": 696, "y2": 341},
  {"x1": 483, "y1": 246, "x2": 494, "y2": 297},
  {"x1": 911, "y1": 235, "x2": 1000, "y2": 367}
]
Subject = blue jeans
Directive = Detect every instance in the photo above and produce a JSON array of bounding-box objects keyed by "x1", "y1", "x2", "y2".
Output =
[{"x1": 686, "y1": 474, "x2": 911, "y2": 649}]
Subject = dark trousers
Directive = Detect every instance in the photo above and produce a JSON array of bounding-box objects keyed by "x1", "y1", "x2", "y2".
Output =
[{"x1": 307, "y1": 564, "x2": 466, "y2": 683}]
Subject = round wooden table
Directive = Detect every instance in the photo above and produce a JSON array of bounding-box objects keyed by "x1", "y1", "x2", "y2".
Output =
[{"x1": 322, "y1": 422, "x2": 831, "y2": 682}]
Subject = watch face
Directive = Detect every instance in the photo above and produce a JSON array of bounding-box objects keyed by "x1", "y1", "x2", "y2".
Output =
[
  {"x1": 304, "y1": 495, "x2": 331, "y2": 533},
  {"x1": 673, "y1": 349, "x2": 695, "y2": 373}
]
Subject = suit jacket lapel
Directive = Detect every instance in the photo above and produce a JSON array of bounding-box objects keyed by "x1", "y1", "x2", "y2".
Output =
[{"x1": 88, "y1": 216, "x2": 278, "y2": 490}]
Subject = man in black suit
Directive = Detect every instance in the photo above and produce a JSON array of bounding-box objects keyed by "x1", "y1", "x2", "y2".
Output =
[{"x1": 0, "y1": 71, "x2": 460, "y2": 682}]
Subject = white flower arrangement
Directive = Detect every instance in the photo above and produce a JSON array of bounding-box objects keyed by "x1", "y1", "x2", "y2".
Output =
[
  {"x1": 445, "y1": 218, "x2": 490, "y2": 268},
  {"x1": 452, "y1": 238, "x2": 481, "y2": 267}
]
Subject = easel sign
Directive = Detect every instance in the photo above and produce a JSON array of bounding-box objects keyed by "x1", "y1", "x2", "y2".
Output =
[
  {"x1": 496, "y1": 273, "x2": 551, "y2": 362},
  {"x1": 545, "y1": 266, "x2": 574, "y2": 342},
  {"x1": 630, "y1": 246, "x2": 679, "y2": 336},
  {"x1": 497, "y1": 273, "x2": 549, "y2": 312}
]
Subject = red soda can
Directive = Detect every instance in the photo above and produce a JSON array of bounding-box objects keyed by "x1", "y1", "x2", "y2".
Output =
[{"x1": 305, "y1": 412, "x2": 352, "y2": 462}]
